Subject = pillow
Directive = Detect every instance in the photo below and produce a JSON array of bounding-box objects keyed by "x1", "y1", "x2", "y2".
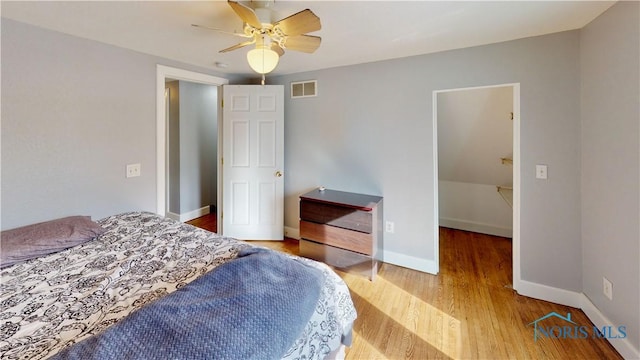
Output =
[{"x1": 1, "y1": 216, "x2": 106, "y2": 269}]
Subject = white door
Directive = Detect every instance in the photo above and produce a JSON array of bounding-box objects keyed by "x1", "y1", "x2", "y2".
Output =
[{"x1": 222, "y1": 85, "x2": 284, "y2": 240}]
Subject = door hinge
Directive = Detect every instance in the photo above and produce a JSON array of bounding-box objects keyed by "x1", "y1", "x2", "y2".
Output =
[
  {"x1": 221, "y1": 99, "x2": 224, "y2": 108},
  {"x1": 221, "y1": 157, "x2": 224, "y2": 165}
]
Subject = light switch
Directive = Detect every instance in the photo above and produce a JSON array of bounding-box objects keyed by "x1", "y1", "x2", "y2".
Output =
[{"x1": 536, "y1": 165, "x2": 548, "y2": 180}]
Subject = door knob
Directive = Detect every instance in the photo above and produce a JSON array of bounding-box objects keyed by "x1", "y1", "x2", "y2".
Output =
[{"x1": 275, "y1": 170, "x2": 283, "y2": 177}]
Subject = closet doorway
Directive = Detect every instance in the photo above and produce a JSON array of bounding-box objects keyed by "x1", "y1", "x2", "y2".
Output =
[{"x1": 433, "y1": 83, "x2": 521, "y2": 287}]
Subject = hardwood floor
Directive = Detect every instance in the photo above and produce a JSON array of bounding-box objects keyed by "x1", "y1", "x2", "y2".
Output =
[
  {"x1": 339, "y1": 228, "x2": 621, "y2": 360},
  {"x1": 187, "y1": 215, "x2": 622, "y2": 359},
  {"x1": 186, "y1": 212, "x2": 217, "y2": 233}
]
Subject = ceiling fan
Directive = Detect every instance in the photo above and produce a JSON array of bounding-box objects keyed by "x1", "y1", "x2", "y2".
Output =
[{"x1": 193, "y1": 0, "x2": 322, "y2": 75}]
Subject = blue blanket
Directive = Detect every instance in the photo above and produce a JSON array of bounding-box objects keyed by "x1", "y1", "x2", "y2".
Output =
[{"x1": 52, "y1": 247, "x2": 325, "y2": 360}]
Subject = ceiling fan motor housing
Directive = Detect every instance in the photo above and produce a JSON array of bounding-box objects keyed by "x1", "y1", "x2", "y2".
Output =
[{"x1": 254, "y1": 7, "x2": 272, "y2": 26}]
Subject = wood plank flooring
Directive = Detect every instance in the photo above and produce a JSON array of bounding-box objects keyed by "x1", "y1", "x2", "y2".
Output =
[
  {"x1": 187, "y1": 215, "x2": 622, "y2": 360},
  {"x1": 186, "y1": 212, "x2": 217, "y2": 233}
]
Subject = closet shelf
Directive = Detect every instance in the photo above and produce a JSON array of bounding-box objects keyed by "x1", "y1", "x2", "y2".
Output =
[{"x1": 497, "y1": 186, "x2": 513, "y2": 208}]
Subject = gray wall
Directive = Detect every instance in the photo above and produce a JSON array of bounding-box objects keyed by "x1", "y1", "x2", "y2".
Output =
[
  {"x1": 438, "y1": 86, "x2": 513, "y2": 187},
  {"x1": 580, "y1": 1, "x2": 640, "y2": 351},
  {"x1": 166, "y1": 80, "x2": 181, "y2": 214},
  {"x1": 1, "y1": 18, "x2": 241, "y2": 230},
  {"x1": 178, "y1": 81, "x2": 218, "y2": 214},
  {"x1": 272, "y1": 29, "x2": 583, "y2": 290}
]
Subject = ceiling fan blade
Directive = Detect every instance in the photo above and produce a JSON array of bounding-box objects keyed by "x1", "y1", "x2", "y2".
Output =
[
  {"x1": 191, "y1": 24, "x2": 252, "y2": 38},
  {"x1": 227, "y1": 0, "x2": 263, "y2": 29},
  {"x1": 273, "y1": 9, "x2": 321, "y2": 36},
  {"x1": 271, "y1": 43, "x2": 284, "y2": 57},
  {"x1": 219, "y1": 39, "x2": 256, "y2": 53},
  {"x1": 282, "y1": 35, "x2": 321, "y2": 53}
]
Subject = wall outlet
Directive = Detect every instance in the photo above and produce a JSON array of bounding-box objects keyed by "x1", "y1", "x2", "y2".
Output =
[
  {"x1": 385, "y1": 221, "x2": 395, "y2": 233},
  {"x1": 126, "y1": 163, "x2": 141, "y2": 178},
  {"x1": 603, "y1": 277, "x2": 613, "y2": 300},
  {"x1": 536, "y1": 164, "x2": 548, "y2": 179}
]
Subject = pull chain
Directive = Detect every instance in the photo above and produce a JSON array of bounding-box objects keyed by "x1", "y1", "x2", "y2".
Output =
[{"x1": 261, "y1": 74, "x2": 266, "y2": 86}]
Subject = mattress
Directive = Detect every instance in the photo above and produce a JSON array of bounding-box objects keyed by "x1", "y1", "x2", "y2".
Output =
[{"x1": 0, "y1": 212, "x2": 357, "y2": 359}]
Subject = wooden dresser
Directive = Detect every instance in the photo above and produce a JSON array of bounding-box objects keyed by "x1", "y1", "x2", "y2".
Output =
[{"x1": 299, "y1": 188, "x2": 383, "y2": 280}]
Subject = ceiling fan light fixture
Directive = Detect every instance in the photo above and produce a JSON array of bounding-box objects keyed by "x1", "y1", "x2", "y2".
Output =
[
  {"x1": 247, "y1": 45, "x2": 279, "y2": 74},
  {"x1": 198, "y1": 1, "x2": 321, "y2": 75}
]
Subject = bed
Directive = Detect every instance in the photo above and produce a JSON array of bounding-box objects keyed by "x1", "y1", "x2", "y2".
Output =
[{"x1": 0, "y1": 211, "x2": 357, "y2": 359}]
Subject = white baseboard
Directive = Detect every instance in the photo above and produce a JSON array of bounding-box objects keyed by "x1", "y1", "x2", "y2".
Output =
[
  {"x1": 515, "y1": 280, "x2": 639, "y2": 358},
  {"x1": 439, "y1": 217, "x2": 512, "y2": 238},
  {"x1": 167, "y1": 206, "x2": 210, "y2": 223},
  {"x1": 381, "y1": 249, "x2": 438, "y2": 275},
  {"x1": 166, "y1": 211, "x2": 181, "y2": 221},
  {"x1": 284, "y1": 226, "x2": 300, "y2": 239},
  {"x1": 515, "y1": 279, "x2": 582, "y2": 308},
  {"x1": 580, "y1": 294, "x2": 640, "y2": 360}
]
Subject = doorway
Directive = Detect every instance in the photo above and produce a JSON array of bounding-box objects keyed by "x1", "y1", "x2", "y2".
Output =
[
  {"x1": 165, "y1": 79, "x2": 219, "y2": 223},
  {"x1": 433, "y1": 83, "x2": 521, "y2": 289},
  {"x1": 155, "y1": 65, "x2": 228, "y2": 231}
]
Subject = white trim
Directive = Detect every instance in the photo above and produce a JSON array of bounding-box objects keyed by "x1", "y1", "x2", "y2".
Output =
[
  {"x1": 181, "y1": 206, "x2": 211, "y2": 223},
  {"x1": 439, "y1": 217, "x2": 512, "y2": 238},
  {"x1": 164, "y1": 88, "x2": 171, "y2": 214},
  {"x1": 580, "y1": 294, "x2": 640, "y2": 359},
  {"x1": 516, "y1": 279, "x2": 582, "y2": 308},
  {"x1": 155, "y1": 65, "x2": 228, "y2": 223},
  {"x1": 515, "y1": 284, "x2": 639, "y2": 358},
  {"x1": 166, "y1": 206, "x2": 211, "y2": 223},
  {"x1": 166, "y1": 212, "x2": 181, "y2": 222},
  {"x1": 432, "y1": 90, "x2": 440, "y2": 274},
  {"x1": 382, "y1": 249, "x2": 438, "y2": 275},
  {"x1": 433, "y1": 83, "x2": 521, "y2": 290},
  {"x1": 511, "y1": 84, "x2": 522, "y2": 293},
  {"x1": 284, "y1": 226, "x2": 300, "y2": 239}
]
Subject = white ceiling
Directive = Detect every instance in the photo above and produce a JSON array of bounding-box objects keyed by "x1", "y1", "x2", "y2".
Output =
[{"x1": 1, "y1": 1, "x2": 615, "y2": 77}]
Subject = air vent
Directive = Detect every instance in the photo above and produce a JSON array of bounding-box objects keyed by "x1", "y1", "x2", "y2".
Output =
[{"x1": 291, "y1": 80, "x2": 317, "y2": 98}]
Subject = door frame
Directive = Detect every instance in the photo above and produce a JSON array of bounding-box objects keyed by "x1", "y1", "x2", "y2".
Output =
[
  {"x1": 155, "y1": 65, "x2": 229, "y2": 227},
  {"x1": 432, "y1": 83, "x2": 521, "y2": 290}
]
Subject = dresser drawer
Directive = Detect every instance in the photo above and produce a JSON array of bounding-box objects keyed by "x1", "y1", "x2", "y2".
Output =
[
  {"x1": 300, "y1": 239, "x2": 377, "y2": 274},
  {"x1": 300, "y1": 200, "x2": 373, "y2": 233},
  {"x1": 300, "y1": 220, "x2": 373, "y2": 255}
]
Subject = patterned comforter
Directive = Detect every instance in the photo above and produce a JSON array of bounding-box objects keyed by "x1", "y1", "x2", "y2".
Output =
[{"x1": 0, "y1": 212, "x2": 357, "y2": 359}]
